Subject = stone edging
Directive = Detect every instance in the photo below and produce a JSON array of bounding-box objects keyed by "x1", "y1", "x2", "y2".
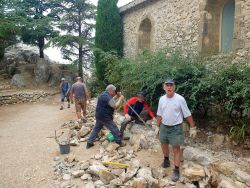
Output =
[{"x1": 0, "y1": 91, "x2": 58, "y2": 105}]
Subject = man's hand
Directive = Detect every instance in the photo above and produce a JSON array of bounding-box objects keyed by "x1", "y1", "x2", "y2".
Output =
[
  {"x1": 120, "y1": 95, "x2": 124, "y2": 100},
  {"x1": 125, "y1": 114, "x2": 131, "y2": 120},
  {"x1": 116, "y1": 92, "x2": 121, "y2": 97},
  {"x1": 153, "y1": 126, "x2": 159, "y2": 137},
  {"x1": 189, "y1": 127, "x2": 197, "y2": 138}
]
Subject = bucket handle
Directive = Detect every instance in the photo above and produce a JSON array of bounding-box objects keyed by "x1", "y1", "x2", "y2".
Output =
[{"x1": 55, "y1": 130, "x2": 70, "y2": 144}]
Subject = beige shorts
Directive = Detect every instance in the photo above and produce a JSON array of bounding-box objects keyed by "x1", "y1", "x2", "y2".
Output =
[{"x1": 75, "y1": 98, "x2": 86, "y2": 113}]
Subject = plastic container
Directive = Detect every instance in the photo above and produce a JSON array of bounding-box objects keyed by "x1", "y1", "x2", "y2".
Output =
[
  {"x1": 59, "y1": 141, "x2": 70, "y2": 154},
  {"x1": 106, "y1": 132, "x2": 114, "y2": 142}
]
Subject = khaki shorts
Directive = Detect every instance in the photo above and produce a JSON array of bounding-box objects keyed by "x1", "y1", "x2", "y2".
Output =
[
  {"x1": 159, "y1": 123, "x2": 184, "y2": 146},
  {"x1": 75, "y1": 98, "x2": 86, "y2": 113}
]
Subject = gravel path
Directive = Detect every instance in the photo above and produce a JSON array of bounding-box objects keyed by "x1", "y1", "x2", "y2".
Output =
[{"x1": 0, "y1": 95, "x2": 74, "y2": 188}]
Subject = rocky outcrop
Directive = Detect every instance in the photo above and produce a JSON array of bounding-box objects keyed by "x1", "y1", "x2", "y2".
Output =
[
  {"x1": 0, "y1": 43, "x2": 50, "y2": 67},
  {"x1": 11, "y1": 74, "x2": 26, "y2": 88},
  {"x1": 0, "y1": 44, "x2": 77, "y2": 88},
  {"x1": 34, "y1": 59, "x2": 51, "y2": 84}
]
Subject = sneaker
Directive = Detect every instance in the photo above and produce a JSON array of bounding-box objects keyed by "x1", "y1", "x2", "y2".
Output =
[
  {"x1": 68, "y1": 104, "x2": 70, "y2": 108},
  {"x1": 60, "y1": 106, "x2": 63, "y2": 110},
  {"x1": 86, "y1": 142, "x2": 94, "y2": 149},
  {"x1": 161, "y1": 159, "x2": 170, "y2": 168},
  {"x1": 172, "y1": 169, "x2": 180, "y2": 182}
]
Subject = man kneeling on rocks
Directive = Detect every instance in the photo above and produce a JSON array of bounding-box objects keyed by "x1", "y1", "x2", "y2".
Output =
[
  {"x1": 86, "y1": 84, "x2": 124, "y2": 149},
  {"x1": 120, "y1": 91, "x2": 156, "y2": 138}
]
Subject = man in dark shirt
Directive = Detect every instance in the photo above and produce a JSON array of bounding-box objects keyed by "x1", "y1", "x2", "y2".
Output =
[{"x1": 86, "y1": 84, "x2": 124, "y2": 149}]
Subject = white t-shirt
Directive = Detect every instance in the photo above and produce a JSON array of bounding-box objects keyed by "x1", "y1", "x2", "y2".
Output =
[{"x1": 157, "y1": 93, "x2": 191, "y2": 126}]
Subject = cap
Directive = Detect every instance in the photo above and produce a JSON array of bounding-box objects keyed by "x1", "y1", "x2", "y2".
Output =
[
  {"x1": 106, "y1": 84, "x2": 116, "y2": 91},
  {"x1": 61, "y1": 77, "x2": 65, "y2": 81},
  {"x1": 165, "y1": 79, "x2": 175, "y2": 84},
  {"x1": 137, "y1": 91, "x2": 146, "y2": 99}
]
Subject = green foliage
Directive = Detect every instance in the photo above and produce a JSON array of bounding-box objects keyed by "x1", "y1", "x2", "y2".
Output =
[
  {"x1": 106, "y1": 49, "x2": 204, "y2": 111},
  {"x1": 0, "y1": 0, "x2": 18, "y2": 60},
  {"x1": 88, "y1": 77, "x2": 105, "y2": 97},
  {"x1": 105, "y1": 48, "x2": 250, "y2": 126},
  {"x1": 17, "y1": 0, "x2": 60, "y2": 58},
  {"x1": 230, "y1": 124, "x2": 247, "y2": 143},
  {"x1": 215, "y1": 62, "x2": 250, "y2": 119},
  {"x1": 51, "y1": 0, "x2": 95, "y2": 77},
  {"x1": 94, "y1": 0, "x2": 123, "y2": 81}
]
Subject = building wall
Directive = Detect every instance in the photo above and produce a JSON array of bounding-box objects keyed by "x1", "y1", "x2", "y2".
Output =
[
  {"x1": 121, "y1": 0, "x2": 250, "y2": 61},
  {"x1": 234, "y1": 0, "x2": 250, "y2": 60}
]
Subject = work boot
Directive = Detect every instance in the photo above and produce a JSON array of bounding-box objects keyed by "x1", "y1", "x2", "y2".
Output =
[
  {"x1": 86, "y1": 142, "x2": 94, "y2": 149},
  {"x1": 171, "y1": 169, "x2": 180, "y2": 182},
  {"x1": 120, "y1": 124, "x2": 126, "y2": 138},
  {"x1": 118, "y1": 142, "x2": 126, "y2": 147},
  {"x1": 161, "y1": 159, "x2": 170, "y2": 168},
  {"x1": 60, "y1": 106, "x2": 63, "y2": 110}
]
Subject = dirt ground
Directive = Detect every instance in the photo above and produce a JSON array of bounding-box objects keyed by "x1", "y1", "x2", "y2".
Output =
[
  {"x1": 0, "y1": 95, "x2": 78, "y2": 188},
  {"x1": 0, "y1": 94, "x2": 186, "y2": 188}
]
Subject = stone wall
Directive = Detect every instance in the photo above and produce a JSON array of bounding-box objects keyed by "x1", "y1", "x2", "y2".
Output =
[
  {"x1": 121, "y1": 0, "x2": 250, "y2": 61},
  {"x1": 235, "y1": 0, "x2": 250, "y2": 61},
  {"x1": 122, "y1": 0, "x2": 200, "y2": 57},
  {"x1": 0, "y1": 91, "x2": 57, "y2": 105}
]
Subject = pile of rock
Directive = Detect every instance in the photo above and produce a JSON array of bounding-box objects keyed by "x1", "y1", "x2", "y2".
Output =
[
  {"x1": 53, "y1": 150, "x2": 175, "y2": 188},
  {"x1": 0, "y1": 91, "x2": 56, "y2": 105},
  {"x1": 52, "y1": 98, "x2": 250, "y2": 188},
  {"x1": 181, "y1": 146, "x2": 250, "y2": 188}
]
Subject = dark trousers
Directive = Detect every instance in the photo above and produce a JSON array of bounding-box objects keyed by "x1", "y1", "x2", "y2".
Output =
[
  {"x1": 120, "y1": 117, "x2": 139, "y2": 136},
  {"x1": 88, "y1": 119, "x2": 121, "y2": 144}
]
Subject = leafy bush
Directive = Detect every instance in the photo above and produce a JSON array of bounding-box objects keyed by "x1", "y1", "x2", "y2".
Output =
[
  {"x1": 104, "y1": 48, "x2": 250, "y2": 129},
  {"x1": 106, "y1": 49, "x2": 206, "y2": 111}
]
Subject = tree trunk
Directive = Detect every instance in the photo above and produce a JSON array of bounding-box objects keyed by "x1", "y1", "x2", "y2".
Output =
[
  {"x1": 78, "y1": 45, "x2": 83, "y2": 78},
  {"x1": 38, "y1": 36, "x2": 45, "y2": 58},
  {"x1": 78, "y1": 10, "x2": 83, "y2": 78}
]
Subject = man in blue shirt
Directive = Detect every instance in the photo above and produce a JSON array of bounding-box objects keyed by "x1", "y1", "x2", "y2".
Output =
[
  {"x1": 86, "y1": 84, "x2": 124, "y2": 149},
  {"x1": 59, "y1": 78, "x2": 71, "y2": 110}
]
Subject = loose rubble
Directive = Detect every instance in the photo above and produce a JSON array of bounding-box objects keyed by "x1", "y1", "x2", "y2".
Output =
[
  {"x1": 52, "y1": 98, "x2": 250, "y2": 188},
  {"x1": 0, "y1": 91, "x2": 57, "y2": 105}
]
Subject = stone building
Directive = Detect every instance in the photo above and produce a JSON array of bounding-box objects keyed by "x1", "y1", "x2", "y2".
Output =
[{"x1": 120, "y1": 0, "x2": 250, "y2": 61}]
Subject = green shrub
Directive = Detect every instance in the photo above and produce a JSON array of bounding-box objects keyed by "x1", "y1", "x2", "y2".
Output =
[
  {"x1": 230, "y1": 124, "x2": 247, "y2": 143},
  {"x1": 104, "y1": 48, "x2": 250, "y2": 128},
  {"x1": 106, "y1": 49, "x2": 206, "y2": 111}
]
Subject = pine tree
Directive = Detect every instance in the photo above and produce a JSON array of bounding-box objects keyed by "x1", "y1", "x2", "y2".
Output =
[
  {"x1": 51, "y1": 0, "x2": 95, "y2": 77},
  {"x1": 94, "y1": 0, "x2": 123, "y2": 82},
  {"x1": 17, "y1": 0, "x2": 59, "y2": 58}
]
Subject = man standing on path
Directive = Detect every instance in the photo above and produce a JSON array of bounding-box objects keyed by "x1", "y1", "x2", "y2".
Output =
[
  {"x1": 71, "y1": 77, "x2": 90, "y2": 121},
  {"x1": 120, "y1": 92, "x2": 156, "y2": 137},
  {"x1": 60, "y1": 78, "x2": 71, "y2": 110},
  {"x1": 156, "y1": 79, "x2": 197, "y2": 182},
  {"x1": 86, "y1": 84, "x2": 124, "y2": 149}
]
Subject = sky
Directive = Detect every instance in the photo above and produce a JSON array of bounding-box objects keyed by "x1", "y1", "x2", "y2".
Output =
[{"x1": 44, "y1": 0, "x2": 134, "y2": 63}]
